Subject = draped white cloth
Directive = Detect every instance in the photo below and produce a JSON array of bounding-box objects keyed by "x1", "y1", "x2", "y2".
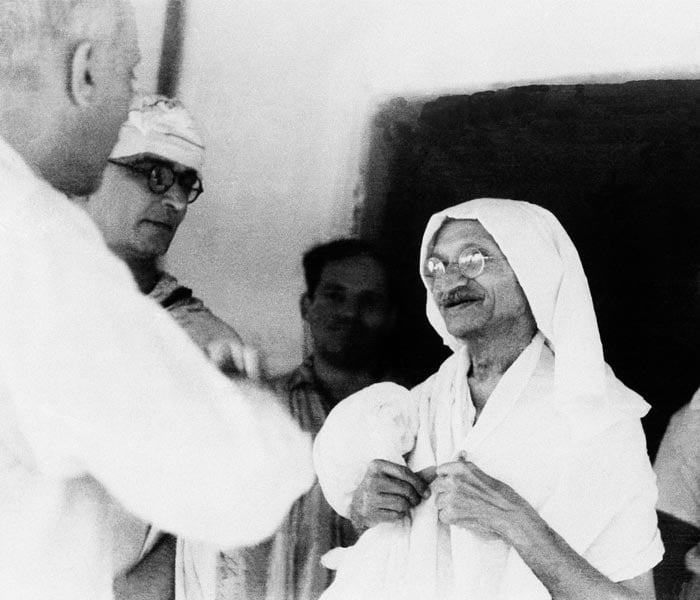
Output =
[
  {"x1": 0, "y1": 135, "x2": 314, "y2": 600},
  {"x1": 314, "y1": 198, "x2": 662, "y2": 600}
]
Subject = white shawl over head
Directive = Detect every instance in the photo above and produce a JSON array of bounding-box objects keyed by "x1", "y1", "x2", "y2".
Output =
[
  {"x1": 419, "y1": 198, "x2": 644, "y2": 419},
  {"x1": 314, "y1": 199, "x2": 656, "y2": 600}
]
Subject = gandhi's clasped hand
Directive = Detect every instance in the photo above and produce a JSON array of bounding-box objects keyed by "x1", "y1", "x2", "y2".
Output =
[
  {"x1": 434, "y1": 455, "x2": 534, "y2": 543},
  {"x1": 349, "y1": 460, "x2": 434, "y2": 531}
]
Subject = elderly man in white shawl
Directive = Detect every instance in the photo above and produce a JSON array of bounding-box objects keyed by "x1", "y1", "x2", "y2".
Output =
[{"x1": 314, "y1": 198, "x2": 662, "y2": 600}]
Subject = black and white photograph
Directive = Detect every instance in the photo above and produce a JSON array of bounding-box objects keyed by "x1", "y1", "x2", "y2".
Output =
[{"x1": 0, "y1": 1, "x2": 698, "y2": 599}]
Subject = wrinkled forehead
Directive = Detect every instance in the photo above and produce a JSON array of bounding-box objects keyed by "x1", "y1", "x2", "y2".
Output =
[{"x1": 428, "y1": 217, "x2": 504, "y2": 257}]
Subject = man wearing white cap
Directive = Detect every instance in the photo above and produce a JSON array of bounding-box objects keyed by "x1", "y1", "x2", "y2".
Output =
[
  {"x1": 79, "y1": 94, "x2": 241, "y2": 354},
  {"x1": 76, "y1": 94, "x2": 254, "y2": 600},
  {"x1": 314, "y1": 199, "x2": 662, "y2": 599}
]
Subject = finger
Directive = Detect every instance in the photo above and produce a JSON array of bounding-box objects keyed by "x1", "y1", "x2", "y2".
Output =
[
  {"x1": 432, "y1": 476, "x2": 456, "y2": 495},
  {"x1": 436, "y1": 465, "x2": 500, "y2": 501},
  {"x1": 205, "y1": 339, "x2": 244, "y2": 375},
  {"x1": 464, "y1": 462, "x2": 500, "y2": 487},
  {"x1": 433, "y1": 488, "x2": 452, "y2": 510},
  {"x1": 417, "y1": 466, "x2": 437, "y2": 486},
  {"x1": 375, "y1": 508, "x2": 407, "y2": 523},
  {"x1": 437, "y1": 504, "x2": 454, "y2": 524},
  {"x1": 376, "y1": 493, "x2": 411, "y2": 514},
  {"x1": 241, "y1": 346, "x2": 262, "y2": 381},
  {"x1": 375, "y1": 478, "x2": 423, "y2": 507},
  {"x1": 454, "y1": 462, "x2": 509, "y2": 497},
  {"x1": 436, "y1": 460, "x2": 471, "y2": 478},
  {"x1": 370, "y1": 460, "x2": 430, "y2": 499},
  {"x1": 437, "y1": 460, "x2": 494, "y2": 487}
]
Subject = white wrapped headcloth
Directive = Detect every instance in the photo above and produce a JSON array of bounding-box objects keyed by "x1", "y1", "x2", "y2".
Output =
[
  {"x1": 110, "y1": 94, "x2": 205, "y2": 178},
  {"x1": 419, "y1": 198, "x2": 607, "y2": 401}
]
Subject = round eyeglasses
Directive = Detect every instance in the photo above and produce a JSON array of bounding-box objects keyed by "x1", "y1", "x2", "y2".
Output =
[
  {"x1": 424, "y1": 248, "x2": 492, "y2": 280},
  {"x1": 108, "y1": 159, "x2": 204, "y2": 204}
]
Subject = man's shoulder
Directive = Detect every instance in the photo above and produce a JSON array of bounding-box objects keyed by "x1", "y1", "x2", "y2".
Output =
[
  {"x1": 410, "y1": 371, "x2": 439, "y2": 395},
  {"x1": 153, "y1": 272, "x2": 241, "y2": 351},
  {"x1": 150, "y1": 272, "x2": 193, "y2": 307}
]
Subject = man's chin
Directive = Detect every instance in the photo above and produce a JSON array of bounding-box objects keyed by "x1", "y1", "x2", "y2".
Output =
[{"x1": 137, "y1": 229, "x2": 175, "y2": 255}]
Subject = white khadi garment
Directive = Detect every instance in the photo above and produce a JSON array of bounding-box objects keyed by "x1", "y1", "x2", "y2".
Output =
[
  {"x1": 0, "y1": 135, "x2": 313, "y2": 600},
  {"x1": 314, "y1": 199, "x2": 662, "y2": 600}
]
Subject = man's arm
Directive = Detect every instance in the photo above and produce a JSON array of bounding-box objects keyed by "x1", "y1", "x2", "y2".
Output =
[
  {"x1": 504, "y1": 505, "x2": 654, "y2": 600},
  {"x1": 1, "y1": 227, "x2": 314, "y2": 550},
  {"x1": 435, "y1": 459, "x2": 655, "y2": 600}
]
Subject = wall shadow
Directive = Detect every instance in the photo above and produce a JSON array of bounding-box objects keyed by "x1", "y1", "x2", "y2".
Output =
[{"x1": 361, "y1": 80, "x2": 700, "y2": 458}]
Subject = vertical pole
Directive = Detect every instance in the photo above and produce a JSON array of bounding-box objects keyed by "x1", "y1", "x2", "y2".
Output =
[{"x1": 157, "y1": 0, "x2": 186, "y2": 97}]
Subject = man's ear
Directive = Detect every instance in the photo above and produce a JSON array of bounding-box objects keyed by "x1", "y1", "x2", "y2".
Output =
[
  {"x1": 300, "y1": 293, "x2": 312, "y2": 321},
  {"x1": 69, "y1": 41, "x2": 96, "y2": 106}
]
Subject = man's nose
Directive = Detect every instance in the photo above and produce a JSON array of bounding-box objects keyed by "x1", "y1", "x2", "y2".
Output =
[
  {"x1": 161, "y1": 185, "x2": 188, "y2": 211},
  {"x1": 430, "y1": 264, "x2": 463, "y2": 294},
  {"x1": 336, "y1": 298, "x2": 360, "y2": 320}
]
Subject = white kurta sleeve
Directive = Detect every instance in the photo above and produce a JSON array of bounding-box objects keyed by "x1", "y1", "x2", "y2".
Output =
[
  {"x1": 546, "y1": 417, "x2": 663, "y2": 582},
  {"x1": 0, "y1": 202, "x2": 314, "y2": 549},
  {"x1": 583, "y1": 476, "x2": 663, "y2": 581},
  {"x1": 313, "y1": 382, "x2": 417, "y2": 517}
]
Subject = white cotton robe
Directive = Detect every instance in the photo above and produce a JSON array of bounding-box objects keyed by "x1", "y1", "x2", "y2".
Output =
[
  {"x1": 314, "y1": 198, "x2": 662, "y2": 600},
  {"x1": 0, "y1": 136, "x2": 314, "y2": 600}
]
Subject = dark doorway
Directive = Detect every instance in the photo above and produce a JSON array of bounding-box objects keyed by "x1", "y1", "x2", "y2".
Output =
[{"x1": 361, "y1": 80, "x2": 700, "y2": 458}]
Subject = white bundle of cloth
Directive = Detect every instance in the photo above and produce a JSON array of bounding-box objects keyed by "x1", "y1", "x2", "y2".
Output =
[{"x1": 314, "y1": 199, "x2": 662, "y2": 600}]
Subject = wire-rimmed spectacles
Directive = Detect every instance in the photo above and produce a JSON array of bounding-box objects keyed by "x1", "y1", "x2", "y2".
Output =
[{"x1": 423, "y1": 248, "x2": 493, "y2": 280}]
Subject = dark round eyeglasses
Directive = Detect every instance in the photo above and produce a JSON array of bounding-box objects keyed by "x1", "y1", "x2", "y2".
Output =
[{"x1": 108, "y1": 159, "x2": 204, "y2": 204}]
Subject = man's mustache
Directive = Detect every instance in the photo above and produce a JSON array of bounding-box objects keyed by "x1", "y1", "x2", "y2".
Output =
[{"x1": 437, "y1": 285, "x2": 483, "y2": 307}]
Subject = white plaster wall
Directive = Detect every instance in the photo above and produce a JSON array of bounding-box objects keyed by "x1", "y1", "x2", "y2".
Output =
[
  {"x1": 131, "y1": 0, "x2": 167, "y2": 94},
  {"x1": 165, "y1": 0, "x2": 699, "y2": 374}
]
